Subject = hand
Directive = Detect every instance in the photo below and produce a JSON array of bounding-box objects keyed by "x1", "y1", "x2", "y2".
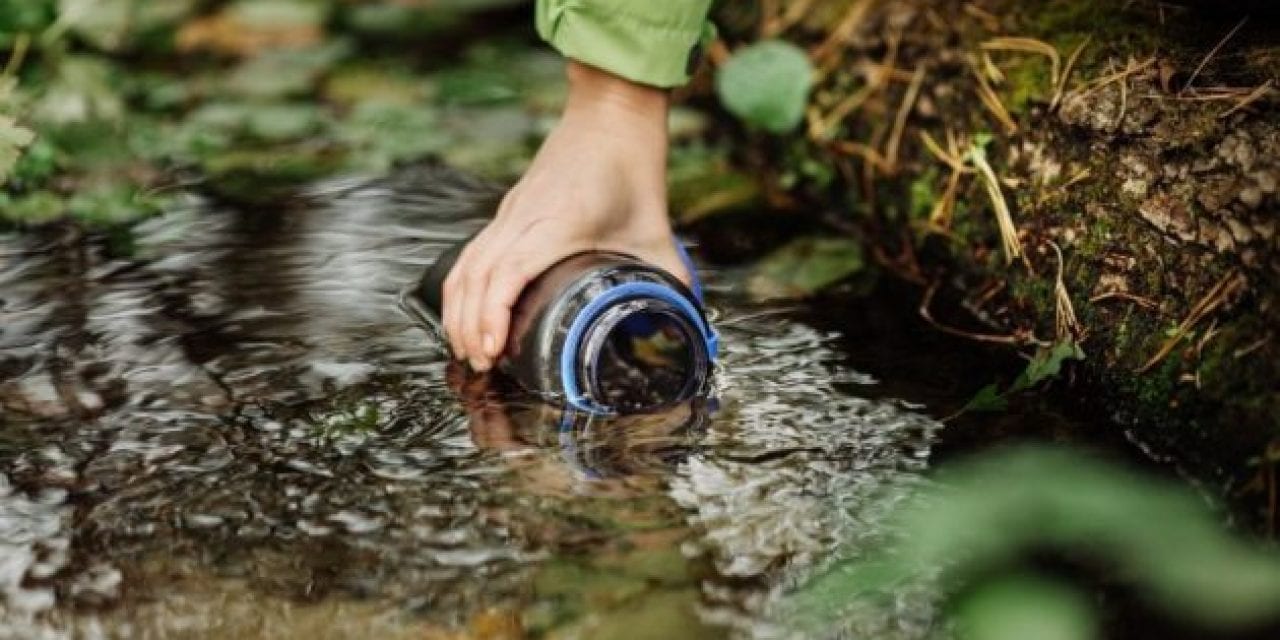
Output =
[{"x1": 442, "y1": 61, "x2": 689, "y2": 372}]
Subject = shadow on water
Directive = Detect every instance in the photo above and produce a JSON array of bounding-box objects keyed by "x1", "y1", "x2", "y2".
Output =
[{"x1": 0, "y1": 165, "x2": 941, "y2": 638}]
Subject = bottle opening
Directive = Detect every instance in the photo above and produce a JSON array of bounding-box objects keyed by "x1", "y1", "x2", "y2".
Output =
[{"x1": 580, "y1": 303, "x2": 707, "y2": 414}]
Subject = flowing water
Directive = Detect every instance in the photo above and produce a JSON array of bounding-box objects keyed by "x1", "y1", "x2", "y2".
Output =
[{"x1": 0, "y1": 165, "x2": 945, "y2": 638}]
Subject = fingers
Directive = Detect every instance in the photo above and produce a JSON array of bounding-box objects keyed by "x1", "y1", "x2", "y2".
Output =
[
  {"x1": 442, "y1": 240, "x2": 477, "y2": 361},
  {"x1": 477, "y1": 261, "x2": 534, "y2": 365},
  {"x1": 460, "y1": 260, "x2": 491, "y2": 371},
  {"x1": 442, "y1": 218, "x2": 540, "y2": 372}
]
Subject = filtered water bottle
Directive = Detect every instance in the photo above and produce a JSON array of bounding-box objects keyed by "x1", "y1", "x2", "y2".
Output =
[{"x1": 400, "y1": 239, "x2": 718, "y2": 415}]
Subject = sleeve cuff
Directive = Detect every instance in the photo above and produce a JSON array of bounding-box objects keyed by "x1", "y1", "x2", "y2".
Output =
[{"x1": 536, "y1": 0, "x2": 714, "y2": 89}]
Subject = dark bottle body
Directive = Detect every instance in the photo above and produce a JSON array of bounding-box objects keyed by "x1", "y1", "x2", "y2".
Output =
[{"x1": 402, "y1": 239, "x2": 717, "y2": 415}]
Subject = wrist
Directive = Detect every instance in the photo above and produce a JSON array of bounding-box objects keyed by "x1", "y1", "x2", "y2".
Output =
[{"x1": 564, "y1": 61, "x2": 669, "y2": 132}]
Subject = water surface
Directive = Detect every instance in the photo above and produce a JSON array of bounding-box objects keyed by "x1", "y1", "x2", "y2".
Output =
[{"x1": 0, "y1": 165, "x2": 939, "y2": 638}]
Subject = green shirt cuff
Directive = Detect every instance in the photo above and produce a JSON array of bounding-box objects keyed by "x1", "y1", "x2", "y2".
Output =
[{"x1": 536, "y1": 0, "x2": 714, "y2": 88}]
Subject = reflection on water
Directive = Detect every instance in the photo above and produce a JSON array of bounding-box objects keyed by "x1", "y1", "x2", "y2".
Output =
[{"x1": 0, "y1": 165, "x2": 939, "y2": 638}]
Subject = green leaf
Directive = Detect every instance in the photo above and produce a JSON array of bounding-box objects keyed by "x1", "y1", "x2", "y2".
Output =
[
  {"x1": 1017, "y1": 340, "x2": 1086, "y2": 390},
  {"x1": 748, "y1": 236, "x2": 865, "y2": 300},
  {"x1": 961, "y1": 383, "x2": 1009, "y2": 413},
  {"x1": 67, "y1": 185, "x2": 165, "y2": 226},
  {"x1": 784, "y1": 446, "x2": 1280, "y2": 632},
  {"x1": 224, "y1": 42, "x2": 352, "y2": 100},
  {"x1": 0, "y1": 191, "x2": 65, "y2": 225},
  {"x1": 32, "y1": 56, "x2": 125, "y2": 126},
  {"x1": 335, "y1": 102, "x2": 448, "y2": 172},
  {"x1": 0, "y1": 115, "x2": 36, "y2": 186},
  {"x1": 954, "y1": 576, "x2": 1097, "y2": 640},
  {"x1": 716, "y1": 40, "x2": 814, "y2": 134}
]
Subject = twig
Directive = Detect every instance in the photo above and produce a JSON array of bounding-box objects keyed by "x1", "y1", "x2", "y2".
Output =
[
  {"x1": 1074, "y1": 57, "x2": 1156, "y2": 101},
  {"x1": 885, "y1": 65, "x2": 927, "y2": 171},
  {"x1": 1116, "y1": 63, "x2": 1129, "y2": 131},
  {"x1": 962, "y1": 4, "x2": 1002, "y2": 32},
  {"x1": 831, "y1": 140, "x2": 893, "y2": 173},
  {"x1": 1137, "y1": 270, "x2": 1246, "y2": 373},
  {"x1": 1088, "y1": 291, "x2": 1160, "y2": 310},
  {"x1": 1051, "y1": 36, "x2": 1092, "y2": 111},
  {"x1": 811, "y1": 0, "x2": 876, "y2": 68},
  {"x1": 1233, "y1": 335, "x2": 1270, "y2": 359},
  {"x1": 1219, "y1": 80, "x2": 1274, "y2": 118},
  {"x1": 1181, "y1": 16, "x2": 1249, "y2": 96},
  {"x1": 766, "y1": 0, "x2": 817, "y2": 37},
  {"x1": 982, "y1": 36, "x2": 1061, "y2": 86},
  {"x1": 920, "y1": 280, "x2": 1045, "y2": 347}
]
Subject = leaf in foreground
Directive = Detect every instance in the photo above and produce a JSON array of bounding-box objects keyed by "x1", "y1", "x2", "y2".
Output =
[
  {"x1": 716, "y1": 40, "x2": 814, "y2": 134},
  {"x1": 784, "y1": 446, "x2": 1280, "y2": 633}
]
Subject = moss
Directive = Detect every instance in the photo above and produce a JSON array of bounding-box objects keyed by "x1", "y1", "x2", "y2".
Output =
[{"x1": 1000, "y1": 57, "x2": 1052, "y2": 115}]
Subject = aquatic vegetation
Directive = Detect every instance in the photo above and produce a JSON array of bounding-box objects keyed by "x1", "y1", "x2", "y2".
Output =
[{"x1": 0, "y1": 0, "x2": 555, "y2": 223}]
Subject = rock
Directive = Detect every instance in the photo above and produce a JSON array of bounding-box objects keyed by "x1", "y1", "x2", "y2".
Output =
[
  {"x1": 1239, "y1": 186, "x2": 1264, "y2": 210},
  {"x1": 1139, "y1": 192, "x2": 1198, "y2": 244}
]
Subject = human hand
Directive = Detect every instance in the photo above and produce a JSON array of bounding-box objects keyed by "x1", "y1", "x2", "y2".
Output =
[{"x1": 442, "y1": 61, "x2": 689, "y2": 372}]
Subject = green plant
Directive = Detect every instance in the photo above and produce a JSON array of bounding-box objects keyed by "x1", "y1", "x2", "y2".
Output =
[
  {"x1": 963, "y1": 340, "x2": 1085, "y2": 412},
  {"x1": 716, "y1": 39, "x2": 813, "y2": 134},
  {"x1": 783, "y1": 446, "x2": 1280, "y2": 639}
]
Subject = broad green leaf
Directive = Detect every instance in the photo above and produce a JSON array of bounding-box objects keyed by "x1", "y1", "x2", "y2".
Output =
[
  {"x1": 785, "y1": 446, "x2": 1280, "y2": 632},
  {"x1": 245, "y1": 103, "x2": 324, "y2": 142},
  {"x1": 33, "y1": 56, "x2": 125, "y2": 125},
  {"x1": 335, "y1": 102, "x2": 447, "y2": 172},
  {"x1": 67, "y1": 185, "x2": 165, "y2": 226},
  {"x1": 227, "y1": 0, "x2": 328, "y2": 30},
  {"x1": 955, "y1": 576, "x2": 1097, "y2": 640},
  {"x1": 716, "y1": 40, "x2": 814, "y2": 134},
  {"x1": 224, "y1": 42, "x2": 352, "y2": 100},
  {"x1": 0, "y1": 191, "x2": 64, "y2": 225},
  {"x1": 748, "y1": 236, "x2": 864, "y2": 300},
  {"x1": 58, "y1": 0, "x2": 196, "y2": 52},
  {"x1": 1016, "y1": 340, "x2": 1086, "y2": 390}
]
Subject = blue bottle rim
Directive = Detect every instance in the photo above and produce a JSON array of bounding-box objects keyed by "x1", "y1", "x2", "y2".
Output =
[{"x1": 558, "y1": 280, "x2": 718, "y2": 415}]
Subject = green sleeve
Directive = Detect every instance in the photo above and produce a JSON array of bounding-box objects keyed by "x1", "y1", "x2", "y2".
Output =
[{"x1": 536, "y1": 0, "x2": 714, "y2": 89}]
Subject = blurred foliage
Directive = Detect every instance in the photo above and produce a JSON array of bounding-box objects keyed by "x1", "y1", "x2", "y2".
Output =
[
  {"x1": 716, "y1": 39, "x2": 814, "y2": 134},
  {"x1": 0, "y1": 0, "x2": 552, "y2": 224},
  {"x1": 783, "y1": 446, "x2": 1280, "y2": 639},
  {"x1": 747, "y1": 235, "x2": 866, "y2": 300}
]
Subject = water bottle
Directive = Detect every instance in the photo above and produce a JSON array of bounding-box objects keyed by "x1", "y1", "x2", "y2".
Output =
[{"x1": 400, "y1": 238, "x2": 718, "y2": 415}]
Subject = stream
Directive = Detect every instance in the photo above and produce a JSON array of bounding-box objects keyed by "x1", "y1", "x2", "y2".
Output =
[{"x1": 0, "y1": 165, "x2": 943, "y2": 639}]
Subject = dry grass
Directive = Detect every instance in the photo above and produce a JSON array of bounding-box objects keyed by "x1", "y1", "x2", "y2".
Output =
[
  {"x1": 919, "y1": 129, "x2": 972, "y2": 229},
  {"x1": 969, "y1": 56, "x2": 1018, "y2": 134},
  {"x1": 812, "y1": 31, "x2": 899, "y2": 140},
  {"x1": 982, "y1": 36, "x2": 1062, "y2": 86},
  {"x1": 811, "y1": 0, "x2": 877, "y2": 70},
  {"x1": 1219, "y1": 80, "x2": 1275, "y2": 119},
  {"x1": 884, "y1": 65, "x2": 926, "y2": 171},
  {"x1": 1051, "y1": 36, "x2": 1092, "y2": 111},
  {"x1": 1137, "y1": 270, "x2": 1247, "y2": 374},
  {"x1": 1050, "y1": 241, "x2": 1083, "y2": 341},
  {"x1": 967, "y1": 139, "x2": 1023, "y2": 266},
  {"x1": 1181, "y1": 16, "x2": 1249, "y2": 96}
]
